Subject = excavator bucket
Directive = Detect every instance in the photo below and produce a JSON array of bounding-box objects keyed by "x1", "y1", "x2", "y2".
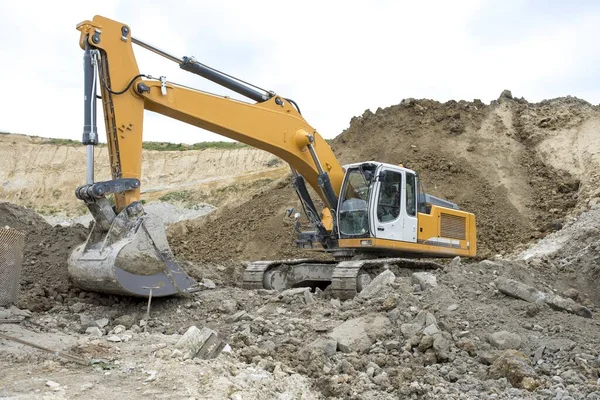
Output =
[{"x1": 68, "y1": 200, "x2": 199, "y2": 297}]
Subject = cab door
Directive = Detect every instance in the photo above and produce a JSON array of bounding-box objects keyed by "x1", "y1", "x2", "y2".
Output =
[{"x1": 371, "y1": 167, "x2": 417, "y2": 243}]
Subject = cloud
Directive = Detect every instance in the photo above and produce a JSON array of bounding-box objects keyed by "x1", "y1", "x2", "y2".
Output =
[{"x1": 0, "y1": 1, "x2": 598, "y2": 145}]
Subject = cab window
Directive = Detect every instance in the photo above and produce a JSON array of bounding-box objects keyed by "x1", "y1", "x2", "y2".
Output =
[
  {"x1": 377, "y1": 171, "x2": 401, "y2": 222},
  {"x1": 406, "y1": 172, "x2": 416, "y2": 217}
]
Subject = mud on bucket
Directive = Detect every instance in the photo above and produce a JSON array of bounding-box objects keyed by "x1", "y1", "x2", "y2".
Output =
[{"x1": 0, "y1": 227, "x2": 25, "y2": 306}]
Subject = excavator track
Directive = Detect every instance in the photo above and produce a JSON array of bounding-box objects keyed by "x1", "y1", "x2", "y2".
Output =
[{"x1": 243, "y1": 257, "x2": 444, "y2": 299}]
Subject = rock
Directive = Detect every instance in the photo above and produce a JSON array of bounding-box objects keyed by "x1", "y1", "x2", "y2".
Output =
[
  {"x1": 70, "y1": 302, "x2": 86, "y2": 313},
  {"x1": 95, "y1": 318, "x2": 109, "y2": 328},
  {"x1": 418, "y1": 335, "x2": 434, "y2": 352},
  {"x1": 433, "y1": 333, "x2": 451, "y2": 362},
  {"x1": 545, "y1": 293, "x2": 592, "y2": 318},
  {"x1": 306, "y1": 337, "x2": 337, "y2": 356},
  {"x1": 86, "y1": 327, "x2": 103, "y2": 338},
  {"x1": 358, "y1": 270, "x2": 395, "y2": 299},
  {"x1": 560, "y1": 369, "x2": 583, "y2": 384},
  {"x1": 219, "y1": 299, "x2": 237, "y2": 314},
  {"x1": 423, "y1": 349, "x2": 438, "y2": 365},
  {"x1": 8, "y1": 305, "x2": 31, "y2": 318},
  {"x1": 412, "y1": 272, "x2": 437, "y2": 290},
  {"x1": 495, "y1": 277, "x2": 545, "y2": 304},
  {"x1": 423, "y1": 324, "x2": 439, "y2": 336},
  {"x1": 414, "y1": 310, "x2": 437, "y2": 327},
  {"x1": 381, "y1": 296, "x2": 396, "y2": 311},
  {"x1": 488, "y1": 331, "x2": 522, "y2": 350},
  {"x1": 384, "y1": 340, "x2": 400, "y2": 350},
  {"x1": 330, "y1": 299, "x2": 341, "y2": 308},
  {"x1": 79, "y1": 314, "x2": 96, "y2": 329},
  {"x1": 448, "y1": 256, "x2": 461, "y2": 269},
  {"x1": 328, "y1": 314, "x2": 391, "y2": 353},
  {"x1": 112, "y1": 325, "x2": 126, "y2": 335},
  {"x1": 46, "y1": 380, "x2": 61, "y2": 390},
  {"x1": 489, "y1": 350, "x2": 539, "y2": 389},
  {"x1": 477, "y1": 351, "x2": 497, "y2": 365},
  {"x1": 202, "y1": 278, "x2": 216, "y2": 289},
  {"x1": 281, "y1": 287, "x2": 309, "y2": 297},
  {"x1": 387, "y1": 308, "x2": 402, "y2": 324},
  {"x1": 499, "y1": 89, "x2": 513, "y2": 100},
  {"x1": 447, "y1": 304, "x2": 458, "y2": 312},
  {"x1": 372, "y1": 371, "x2": 390, "y2": 387},
  {"x1": 456, "y1": 338, "x2": 477, "y2": 356},
  {"x1": 175, "y1": 326, "x2": 227, "y2": 359},
  {"x1": 562, "y1": 288, "x2": 579, "y2": 300},
  {"x1": 400, "y1": 323, "x2": 421, "y2": 338},
  {"x1": 304, "y1": 290, "x2": 316, "y2": 305},
  {"x1": 226, "y1": 311, "x2": 247, "y2": 323},
  {"x1": 145, "y1": 371, "x2": 157, "y2": 383},
  {"x1": 107, "y1": 335, "x2": 122, "y2": 342},
  {"x1": 114, "y1": 314, "x2": 136, "y2": 329},
  {"x1": 171, "y1": 349, "x2": 183, "y2": 358}
]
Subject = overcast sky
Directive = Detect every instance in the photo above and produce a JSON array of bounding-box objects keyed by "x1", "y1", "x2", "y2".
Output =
[{"x1": 1, "y1": 1, "x2": 599, "y2": 144}]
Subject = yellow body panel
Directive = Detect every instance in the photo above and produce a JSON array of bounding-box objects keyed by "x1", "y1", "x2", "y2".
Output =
[{"x1": 339, "y1": 205, "x2": 476, "y2": 258}]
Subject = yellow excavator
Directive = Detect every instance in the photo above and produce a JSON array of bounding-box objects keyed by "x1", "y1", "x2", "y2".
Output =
[{"x1": 69, "y1": 16, "x2": 476, "y2": 300}]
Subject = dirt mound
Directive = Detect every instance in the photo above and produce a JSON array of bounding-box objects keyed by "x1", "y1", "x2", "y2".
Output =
[
  {"x1": 0, "y1": 202, "x2": 89, "y2": 311},
  {"x1": 171, "y1": 93, "x2": 595, "y2": 264}
]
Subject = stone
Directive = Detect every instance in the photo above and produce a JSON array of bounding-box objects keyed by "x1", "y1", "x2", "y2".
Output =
[
  {"x1": 387, "y1": 308, "x2": 402, "y2": 324},
  {"x1": 328, "y1": 314, "x2": 391, "y2": 353},
  {"x1": 358, "y1": 270, "x2": 395, "y2": 299},
  {"x1": 114, "y1": 314, "x2": 136, "y2": 329},
  {"x1": 304, "y1": 290, "x2": 316, "y2": 305},
  {"x1": 456, "y1": 338, "x2": 477, "y2": 356},
  {"x1": 448, "y1": 256, "x2": 461, "y2": 269},
  {"x1": 412, "y1": 272, "x2": 437, "y2": 290},
  {"x1": 219, "y1": 299, "x2": 237, "y2": 314},
  {"x1": 70, "y1": 303, "x2": 86, "y2": 313},
  {"x1": 381, "y1": 296, "x2": 396, "y2": 311},
  {"x1": 226, "y1": 311, "x2": 247, "y2": 323},
  {"x1": 447, "y1": 304, "x2": 459, "y2": 312},
  {"x1": 495, "y1": 277, "x2": 545, "y2": 304},
  {"x1": 112, "y1": 325, "x2": 126, "y2": 335},
  {"x1": 8, "y1": 306, "x2": 31, "y2": 318},
  {"x1": 171, "y1": 349, "x2": 183, "y2": 358},
  {"x1": 423, "y1": 324, "x2": 439, "y2": 336},
  {"x1": 282, "y1": 287, "x2": 309, "y2": 297},
  {"x1": 175, "y1": 326, "x2": 227, "y2": 359},
  {"x1": 418, "y1": 335, "x2": 434, "y2": 352},
  {"x1": 499, "y1": 89, "x2": 513, "y2": 100},
  {"x1": 330, "y1": 298, "x2": 341, "y2": 308},
  {"x1": 46, "y1": 380, "x2": 61, "y2": 390},
  {"x1": 562, "y1": 288, "x2": 579, "y2": 300},
  {"x1": 79, "y1": 314, "x2": 96, "y2": 329},
  {"x1": 202, "y1": 278, "x2": 216, "y2": 289},
  {"x1": 86, "y1": 326, "x2": 103, "y2": 338},
  {"x1": 95, "y1": 318, "x2": 109, "y2": 329},
  {"x1": 433, "y1": 333, "x2": 451, "y2": 362},
  {"x1": 307, "y1": 337, "x2": 337, "y2": 356},
  {"x1": 384, "y1": 340, "x2": 400, "y2": 350},
  {"x1": 107, "y1": 335, "x2": 122, "y2": 342},
  {"x1": 489, "y1": 350, "x2": 539, "y2": 389},
  {"x1": 400, "y1": 323, "x2": 421, "y2": 338},
  {"x1": 488, "y1": 331, "x2": 522, "y2": 350}
]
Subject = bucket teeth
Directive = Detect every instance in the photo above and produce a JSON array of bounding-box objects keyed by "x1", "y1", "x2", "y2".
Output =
[{"x1": 68, "y1": 202, "x2": 198, "y2": 297}]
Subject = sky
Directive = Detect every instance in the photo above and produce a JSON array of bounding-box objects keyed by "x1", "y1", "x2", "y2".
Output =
[{"x1": 1, "y1": 1, "x2": 599, "y2": 144}]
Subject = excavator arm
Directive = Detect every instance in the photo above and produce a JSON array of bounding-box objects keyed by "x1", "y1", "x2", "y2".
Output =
[{"x1": 76, "y1": 16, "x2": 342, "y2": 230}]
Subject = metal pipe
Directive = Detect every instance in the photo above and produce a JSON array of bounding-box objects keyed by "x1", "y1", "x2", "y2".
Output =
[
  {"x1": 131, "y1": 36, "x2": 269, "y2": 103},
  {"x1": 82, "y1": 41, "x2": 98, "y2": 145},
  {"x1": 307, "y1": 144, "x2": 325, "y2": 175},
  {"x1": 86, "y1": 145, "x2": 94, "y2": 184},
  {"x1": 131, "y1": 37, "x2": 182, "y2": 63}
]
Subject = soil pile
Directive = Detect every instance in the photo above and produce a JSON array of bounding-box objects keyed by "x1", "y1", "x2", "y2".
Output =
[
  {"x1": 0, "y1": 202, "x2": 89, "y2": 311},
  {"x1": 170, "y1": 92, "x2": 597, "y2": 263}
]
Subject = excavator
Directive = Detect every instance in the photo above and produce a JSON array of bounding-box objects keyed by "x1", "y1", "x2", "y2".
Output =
[{"x1": 69, "y1": 16, "x2": 476, "y2": 300}]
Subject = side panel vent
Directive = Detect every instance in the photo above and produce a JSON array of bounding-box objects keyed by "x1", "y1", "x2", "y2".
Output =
[{"x1": 440, "y1": 213, "x2": 466, "y2": 240}]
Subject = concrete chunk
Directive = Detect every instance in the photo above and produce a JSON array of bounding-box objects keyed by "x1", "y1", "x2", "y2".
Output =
[
  {"x1": 412, "y1": 272, "x2": 437, "y2": 290},
  {"x1": 175, "y1": 326, "x2": 227, "y2": 359},
  {"x1": 358, "y1": 270, "x2": 395, "y2": 299},
  {"x1": 328, "y1": 314, "x2": 391, "y2": 353}
]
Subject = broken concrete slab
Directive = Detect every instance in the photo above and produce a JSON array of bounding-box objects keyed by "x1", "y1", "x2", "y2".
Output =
[
  {"x1": 328, "y1": 314, "x2": 391, "y2": 353},
  {"x1": 495, "y1": 277, "x2": 592, "y2": 318},
  {"x1": 175, "y1": 326, "x2": 227, "y2": 360},
  {"x1": 358, "y1": 270, "x2": 395, "y2": 299}
]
